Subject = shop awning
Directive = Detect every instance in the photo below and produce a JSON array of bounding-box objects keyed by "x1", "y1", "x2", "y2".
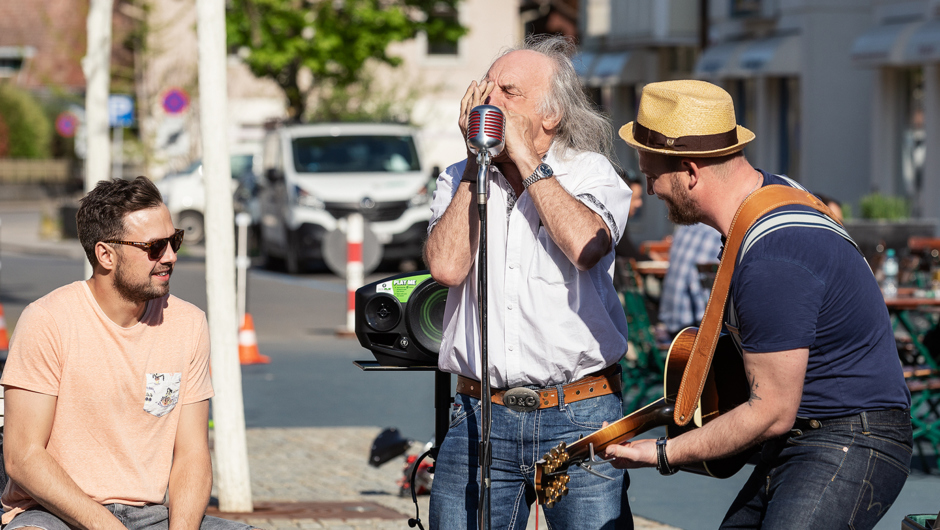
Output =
[
  {"x1": 851, "y1": 21, "x2": 921, "y2": 67},
  {"x1": 904, "y1": 18, "x2": 940, "y2": 63},
  {"x1": 585, "y1": 51, "x2": 648, "y2": 87},
  {"x1": 571, "y1": 52, "x2": 596, "y2": 80},
  {"x1": 694, "y1": 41, "x2": 749, "y2": 79},
  {"x1": 739, "y1": 34, "x2": 801, "y2": 75}
]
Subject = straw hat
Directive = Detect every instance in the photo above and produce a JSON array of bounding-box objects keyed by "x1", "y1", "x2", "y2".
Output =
[{"x1": 619, "y1": 80, "x2": 755, "y2": 157}]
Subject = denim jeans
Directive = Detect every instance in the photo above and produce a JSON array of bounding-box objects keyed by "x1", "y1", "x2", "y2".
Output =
[
  {"x1": 429, "y1": 390, "x2": 632, "y2": 530},
  {"x1": 720, "y1": 409, "x2": 913, "y2": 530}
]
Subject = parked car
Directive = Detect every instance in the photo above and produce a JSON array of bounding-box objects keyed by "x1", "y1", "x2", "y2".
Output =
[
  {"x1": 257, "y1": 122, "x2": 431, "y2": 273},
  {"x1": 155, "y1": 146, "x2": 261, "y2": 245}
]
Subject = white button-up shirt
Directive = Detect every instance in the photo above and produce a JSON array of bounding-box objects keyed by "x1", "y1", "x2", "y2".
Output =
[{"x1": 428, "y1": 146, "x2": 632, "y2": 388}]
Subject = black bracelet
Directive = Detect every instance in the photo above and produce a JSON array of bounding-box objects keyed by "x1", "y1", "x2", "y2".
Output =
[{"x1": 656, "y1": 437, "x2": 679, "y2": 476}]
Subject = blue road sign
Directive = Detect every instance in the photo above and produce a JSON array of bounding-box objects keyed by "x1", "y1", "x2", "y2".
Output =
[{"x1": 109, "y1": 94, "x2": 135, "y2": 128}]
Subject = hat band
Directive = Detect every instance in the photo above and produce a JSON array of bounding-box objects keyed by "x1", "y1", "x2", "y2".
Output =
[{"x1": 633, "y1": 122, "x2": 738, "y2": 152}]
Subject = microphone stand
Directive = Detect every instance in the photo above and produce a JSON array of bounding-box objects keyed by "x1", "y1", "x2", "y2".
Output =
[{"x1": 475, "y1": 150, "x2": 492, "y2": 530}]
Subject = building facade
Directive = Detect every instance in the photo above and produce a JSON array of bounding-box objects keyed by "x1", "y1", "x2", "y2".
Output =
[{"x1": 580, "y1": 0, "x2": 939, "y2": 241}]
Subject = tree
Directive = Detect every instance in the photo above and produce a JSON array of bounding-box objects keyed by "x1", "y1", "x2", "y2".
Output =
[
  {"x1": 226, "y1": 0, "x2": 466, "y2": 121},
  {"x1": 0, "y1": 85, "x2": 52, "y2": 159}
]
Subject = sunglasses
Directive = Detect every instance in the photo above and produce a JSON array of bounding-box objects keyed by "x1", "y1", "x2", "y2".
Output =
[{"x1": 104, "y1": 229, "x2": 185, "y2": 260}]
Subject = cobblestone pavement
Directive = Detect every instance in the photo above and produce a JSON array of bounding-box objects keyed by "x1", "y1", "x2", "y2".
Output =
[{"x1": 211, "y1": 427, "x2": 679, "y2": 530}]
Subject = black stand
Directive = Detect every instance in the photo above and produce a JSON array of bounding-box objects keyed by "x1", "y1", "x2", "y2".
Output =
[{"x1": 353, "y1": 361, "x2": 451, "y2": 454}]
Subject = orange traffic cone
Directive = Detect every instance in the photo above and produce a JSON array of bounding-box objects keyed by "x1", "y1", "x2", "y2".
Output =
[
  {"x1": 0, "y1": 302, "x2": 9, "y2": 352},
  {"x1": 238, "y1": 313, "x2": 270, "y2": 365}
]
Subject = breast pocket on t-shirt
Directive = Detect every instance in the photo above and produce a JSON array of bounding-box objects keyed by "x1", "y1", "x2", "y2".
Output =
[{"x1": 144, "y1": 372, "x2": 182, "y2": 417}]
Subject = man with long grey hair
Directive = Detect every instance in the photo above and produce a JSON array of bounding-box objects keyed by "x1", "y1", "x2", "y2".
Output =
[{"x1": 424, "y1": 35, "x2": 634, "y2": 528}]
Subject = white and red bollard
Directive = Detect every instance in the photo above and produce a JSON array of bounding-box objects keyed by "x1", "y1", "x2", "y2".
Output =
[{"x1": 343, "y1": 213, "x2": 365, "y2": 335}]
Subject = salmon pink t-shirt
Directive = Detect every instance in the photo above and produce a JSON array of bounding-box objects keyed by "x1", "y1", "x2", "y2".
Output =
[{"x1": 0, "y1": 281, "x2": 214, "y2": 522}]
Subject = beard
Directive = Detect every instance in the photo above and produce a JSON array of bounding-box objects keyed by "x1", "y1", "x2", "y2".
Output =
[
  {"x1": 663, "y1": 175, "x2": 704, "y2": 225},
  {"x1": 114, "y1": 261, "x2": 171, "y2": 304}
]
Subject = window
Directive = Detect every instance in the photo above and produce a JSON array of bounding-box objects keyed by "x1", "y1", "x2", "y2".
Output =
[
  {"x1": 426, "y1": 4, "x2": 459, "y2": 56},
  {"x1": 779, "y1": 77, "x2": 800, "y2": 180},
  {"x1": 899, "y1": 68, "x2": 924, "y2": 208},
  {"x1": 291, "y1": 135, "x2": 420, "y2": 173},
  {"x1": 0, "y1": 47, "x2": 34, "y2": 78},
  {"x1": 731, "y1": 0, "x2": 762, "y2": 17}
]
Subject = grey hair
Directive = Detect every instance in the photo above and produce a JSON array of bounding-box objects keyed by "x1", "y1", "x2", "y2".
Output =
[{"x1": 497, "y1": 35, "x2": 614, "y2": 162}]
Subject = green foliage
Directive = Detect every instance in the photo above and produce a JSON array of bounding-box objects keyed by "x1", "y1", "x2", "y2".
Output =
[
  {"x1": 0, "y1": 84, "x2": 52, "y2": 159},
  {"x1": 860, "y1": 192, "x2": 910, "y2": 221},
  {"x1": 226, "y1": 0, "x2": 466, "y2": 120},
  {"x1": 307, "y1": 70, "x2": 419, "y2": 123}
]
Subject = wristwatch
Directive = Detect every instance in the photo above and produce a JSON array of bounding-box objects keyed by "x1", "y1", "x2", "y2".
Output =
[{"x1": 522, "y1": 163, "x2": 554, "y2": 189}]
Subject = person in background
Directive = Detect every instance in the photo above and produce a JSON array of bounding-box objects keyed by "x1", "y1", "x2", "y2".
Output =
[
  {"x1": 615, "y1": 171, "x2": 649, "y2": 262},
  {"x1": 607, "y1": 79, "x2": 911, "y2": 530},
  {"x1": 657, "y1": 223, "x2": 722, "y2": 340},
  {"x1": 424, "y1": 35, "x2": 633, "y2": 529},
  {"x1": 816, "y1": 193, "x2": 844, "y2": 224},
  {"x1": 1, "y1": 177, "x2": 257, "y2": 530}
]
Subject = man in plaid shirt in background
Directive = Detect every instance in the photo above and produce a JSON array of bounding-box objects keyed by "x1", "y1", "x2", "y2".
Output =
[{"x1": 657, "y1": 222, "x2": 723, "y2": 339}]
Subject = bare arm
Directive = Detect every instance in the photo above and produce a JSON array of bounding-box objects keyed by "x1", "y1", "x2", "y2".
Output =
[
  {"x1": 527, "y1": 178, "x2": 611, "y2": 270},
  {"x1": 3, "y1": 388, "x2": 125, "y2": 530},
  {"x1": 424, "y1": 80, "x2": 494, "y2": 286},
  {"x1": 167, "y1": 400, "x2": 212, "y2": 530},
  {"x1": 501, "y1": 110, "x2": 611, "y2": 270},
  {"x1": 424, "y1": 178, "x2": 480, "y2": 287},
  {"x1": 605, "y1": 347, "x2": 808, "y2": 468}
]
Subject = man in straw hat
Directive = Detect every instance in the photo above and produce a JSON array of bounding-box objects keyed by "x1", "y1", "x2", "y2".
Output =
[
  {"x1": 425, "y1": 34, "x2": 633, "y2": 528},
  {"x1": 605, "y1": 80, "x2": 912, "y2": 529}
]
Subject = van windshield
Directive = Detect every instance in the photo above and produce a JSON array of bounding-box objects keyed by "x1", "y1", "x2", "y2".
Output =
[{"x1": 291, "y1": 135, "x2": 420, "y2": 173}]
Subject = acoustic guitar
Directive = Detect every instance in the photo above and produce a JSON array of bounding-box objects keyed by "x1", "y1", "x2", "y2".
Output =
[{"x1": 535, "y1": 327, "x2": 755, "y2": 507}]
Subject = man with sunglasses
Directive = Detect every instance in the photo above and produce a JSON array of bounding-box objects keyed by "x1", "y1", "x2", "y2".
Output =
[{"x1": 1, "y1": 177, "x2": 256, "y2": 530}]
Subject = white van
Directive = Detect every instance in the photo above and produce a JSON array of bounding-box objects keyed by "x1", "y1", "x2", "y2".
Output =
[
  {"x1": 257, "y1": 123, "x2": 432, "y2": 273},
  {"x1": 155, "y1": 145, "x2": 261, "y2": 245}
]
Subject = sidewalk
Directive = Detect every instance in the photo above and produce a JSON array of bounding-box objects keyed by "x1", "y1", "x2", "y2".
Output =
[
  {"x1": 0, "y1": 202, "x2": 677, "y2": 529},
  {"x1": 222, "y1": 427, "x2": 678, "y2": 530}
]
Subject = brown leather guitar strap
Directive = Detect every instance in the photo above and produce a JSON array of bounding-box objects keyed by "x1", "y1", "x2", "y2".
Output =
[{"x1": 672, "y1": 184, "x2": 838, "y2": 426}]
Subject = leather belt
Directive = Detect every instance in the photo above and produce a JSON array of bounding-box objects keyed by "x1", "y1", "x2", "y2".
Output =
[{"x1": 456, "y1": 364, "x2": 622, "y2": 411}]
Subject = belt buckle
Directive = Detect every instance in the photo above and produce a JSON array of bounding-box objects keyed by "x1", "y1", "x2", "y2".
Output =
[{"x1": 503, "y1": 387, "x2": 541, "y2": 412}]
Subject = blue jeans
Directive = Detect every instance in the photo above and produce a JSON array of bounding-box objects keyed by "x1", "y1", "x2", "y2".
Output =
[
  {"x1": 429, "y1": 390, "x2": 632, "y2": 530},
  {"x1": 720, "y1": 409, "x2": 913, "y2": 530}
]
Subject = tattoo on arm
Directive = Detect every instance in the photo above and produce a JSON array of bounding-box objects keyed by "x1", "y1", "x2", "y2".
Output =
[{"x1": 746, "y1": 370, "x2": 762, "y2": 406}]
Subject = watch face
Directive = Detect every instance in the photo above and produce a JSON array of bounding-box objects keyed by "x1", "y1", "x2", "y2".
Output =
[{"x1": 538, "y1": 163, "x2": 553, "y2": 177}]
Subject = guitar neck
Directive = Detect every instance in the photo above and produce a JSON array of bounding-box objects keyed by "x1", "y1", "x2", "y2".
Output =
[{"x1": 564, "y1": 397, "x2": 673, "y2": 462}]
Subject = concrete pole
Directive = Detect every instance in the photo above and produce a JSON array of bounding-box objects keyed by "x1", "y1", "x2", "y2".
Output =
[
  {"x1": 81, "y1": 0, "x2": 113, "y2": 280},
  {"x1": 197, "y1": 0, "x2": 254, "y2": 513}
]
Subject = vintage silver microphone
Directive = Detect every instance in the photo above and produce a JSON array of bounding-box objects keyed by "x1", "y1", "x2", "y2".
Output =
[
  {"x1": 465, "y1": 104, "x2": 504, "y2": 530},
  {"x1": 466, "y1": 105, "x2": 506, "y2": 204}
]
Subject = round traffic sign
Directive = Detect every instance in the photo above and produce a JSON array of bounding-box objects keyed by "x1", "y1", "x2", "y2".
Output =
[
  {"x1": 55, "y1": 112, "x2": 79, "y2": 138},
  {"x1": 162, "y1": 88, "x2": 190, "y2": 114}
]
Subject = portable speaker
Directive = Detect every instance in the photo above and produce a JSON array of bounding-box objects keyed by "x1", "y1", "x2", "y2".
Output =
[{"x1": 355, "y1": 271, "x2": 449, "y2": 366}]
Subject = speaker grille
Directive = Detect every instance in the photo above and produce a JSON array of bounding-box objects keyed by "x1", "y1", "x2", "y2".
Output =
[
  {"x1": 363, "y1": 294, "x2": 402, "y2": 332},
  {"x1": 405, "y1": 280, "x2": 448, "y2": 357}
]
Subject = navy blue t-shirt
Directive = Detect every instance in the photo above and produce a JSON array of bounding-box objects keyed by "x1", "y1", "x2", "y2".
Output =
[{"x1": 725, "y1": 171, "x2": 911, "y2": 419}]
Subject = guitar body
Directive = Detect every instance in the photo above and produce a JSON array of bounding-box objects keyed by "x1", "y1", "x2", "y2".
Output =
[
  {"x1": 535, "y1": 327, "x2": 755, "y2": 506},
  {"x1": 663, "y1": 329, "x2": 754, "y2": 479}
]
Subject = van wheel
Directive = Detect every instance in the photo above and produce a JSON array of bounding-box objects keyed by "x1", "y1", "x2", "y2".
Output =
[
  {"x1": 285, "y1": 230, "x2": 303, "y2": 274},
  {"x1": 178, "y1": 211, "x2": 205, "y2": 245},
  {"x1": 259, "y1": 231, "x2": 279, "y2": 271}
]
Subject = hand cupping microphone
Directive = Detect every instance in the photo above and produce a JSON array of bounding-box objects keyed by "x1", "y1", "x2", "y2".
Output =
[
  {"x1": 467, "y1": 105, "x2": 506, "y2": 157},
  {"x1": 466, "y1": 105, "x2": 505, "y2": 203}
]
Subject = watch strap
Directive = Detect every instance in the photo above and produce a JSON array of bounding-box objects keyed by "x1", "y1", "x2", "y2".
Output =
[
  {"x1": 656, "y1": 437, "x2": 679, "y2": 475},
  {"x1": 523, "y1": 163, "x2": 553, "y2": 189}
]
